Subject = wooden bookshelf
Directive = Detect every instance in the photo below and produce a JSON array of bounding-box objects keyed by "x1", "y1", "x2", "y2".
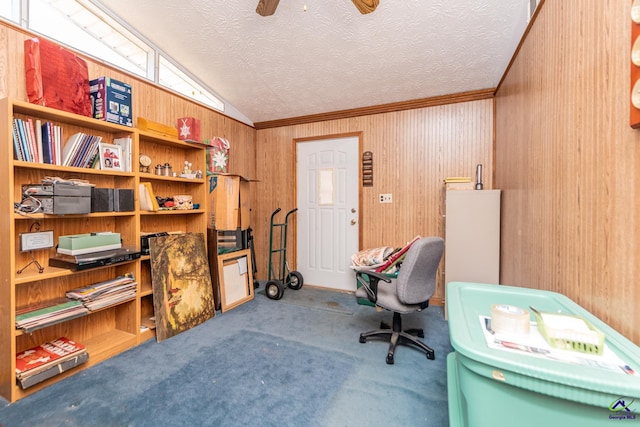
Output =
[
  {"x1": 0, "y1": 98, "x2": 208, "y2": 402},
  {"x1": 136, "y1": 128, "x2": 208, "y2": 342}
]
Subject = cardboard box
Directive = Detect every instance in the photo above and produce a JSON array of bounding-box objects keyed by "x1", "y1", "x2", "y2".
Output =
[
  {"x1": 90, "y1": 77, "x2": 132, "y2": 127},
  {"x1": 211, "y1": 174, "x2": 251, "y2": 230},
  {"x1": 24, "y1": 38, "x2": 92, "y2": 117},
  {"x1": 177, "y1": 117, "x2": 201, "y2": 143}
]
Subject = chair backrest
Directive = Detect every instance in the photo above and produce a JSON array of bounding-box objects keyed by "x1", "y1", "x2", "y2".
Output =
[{"x1": 395, "y1": 237, "x2": 445, "y2": 305}]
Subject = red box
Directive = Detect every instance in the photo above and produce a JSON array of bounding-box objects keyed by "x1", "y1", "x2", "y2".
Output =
[
  {"x1": 177, "y1": 117, "x2": 201, "y2": 143},
  {"x1": 24, "y1": 37, "x2": 91, "y2": 117}
]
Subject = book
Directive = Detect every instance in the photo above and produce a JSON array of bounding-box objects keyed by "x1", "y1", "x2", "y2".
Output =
[
  {"x1": 68, "y1": 133, "x2": 90, "y2": 167},
  {"x1": 62, "y1": 132, "x2": 85, "y2": 166},
  {"x1": 41, "y1": 121, "x2": 53, "y2": 164},
  {"x1": 17, "y1": 351, "x2": 89, "y2": 389},
  {"x1": 15, "y1": 299, "x2": 89, "y2": 333},
  {"x1": 11, "y1": 119, "x2": 24, "y2": 161},
  {"x1": 54, "y1": 125, "x2": 62, "y2": 165},
  {"x1": 14, "y1": 118, "x2": 31, "y2": 162},
  {"x1": 35, "y1": 119, "x2": 44, "y2": 163},
  {"x1": 443, "y1": 176, "x2": 472, "y2": 183},
  {"x1": 139, "y1": 182, "x2": 160, "y2": 211},
  {"x1": 15, "y1": 337, "x2": 88, "y2": 389},
  {"x1": 113, "y1": 136, "x2": 132, "y2": 172},
  {"x1": 26, "y1": 118, "x2": 39, "y2": 163},
  {"x1": 66, "y1": 274, "x2": 136, "y2": 301},
  {"x1": 16, "y1": 337, "x2": 86, "y2": 376}
]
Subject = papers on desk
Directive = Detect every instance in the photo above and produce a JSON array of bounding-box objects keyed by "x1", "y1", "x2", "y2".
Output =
[{"x1": 479, "y1": 316, "x2": 637, "y2": 376}]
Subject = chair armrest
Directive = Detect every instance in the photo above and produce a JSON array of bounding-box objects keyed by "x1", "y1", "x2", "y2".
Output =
[{"x1": 355, "y1": 270, "x2": 392, "y2": 304}]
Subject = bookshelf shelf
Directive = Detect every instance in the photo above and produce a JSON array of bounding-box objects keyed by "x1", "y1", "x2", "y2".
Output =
[
  {"x1": 0, "y1": 97, "x2": 208, "y2": 402},
  {"x1": 13, "y1": 160, "x2": 136, "y2": 176},
  {"x1": 137, "y1": 127, "x2": 208, "y2": 344},
  {"x1": 139, "y1": 209, "x2": 206, "y2": 216}
]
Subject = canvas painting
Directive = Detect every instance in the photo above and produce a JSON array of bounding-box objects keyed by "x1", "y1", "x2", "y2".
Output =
[{"x1": 149, "y1": 232, "x2": 215, "y2": 342}]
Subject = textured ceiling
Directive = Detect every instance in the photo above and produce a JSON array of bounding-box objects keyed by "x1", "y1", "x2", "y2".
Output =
[{"x1": 93, "y1": 0, "x2": 530, "y2": 126}]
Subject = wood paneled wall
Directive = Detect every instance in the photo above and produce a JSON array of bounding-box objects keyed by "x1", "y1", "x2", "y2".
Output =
[
  {"x1": 495, "y1": 0, "x2": 640, "y2": 344},
  {"x1": 0, "y1": 22, "x2": 256, "y2": 228},
  {"x1": 255, "y1": 101, "x2": 494, "y2": 302},
  {"x1": 0, "y1": 20, "x2": 495, "y2": 306}
]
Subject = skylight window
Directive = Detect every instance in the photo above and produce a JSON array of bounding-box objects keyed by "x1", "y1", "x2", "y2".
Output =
[
  {"x1": 0, "y1": 0, "x2": 19, "y2": 23},
  {"x1": 29, "y1": 0, "x2": 151, "y2": 78},
  {"x1": 9, "y1": 0, "x2": 224, "y2": 113},
  {"x1": 159, "y1": 56, "x2": 225, "y2": 112}
]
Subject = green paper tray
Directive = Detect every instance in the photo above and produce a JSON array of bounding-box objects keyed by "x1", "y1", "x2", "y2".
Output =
[{"x1": 533, "y1": 309, "x2": 605, "y2": 355}]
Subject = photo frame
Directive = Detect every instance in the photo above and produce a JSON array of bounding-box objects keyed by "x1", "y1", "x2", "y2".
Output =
[
  {"x1": 98, "y1": 142, "x2": 123, "y2": 171},
  {"x1": 218, "y1": 249, "x2": 254, "y2": 312}
]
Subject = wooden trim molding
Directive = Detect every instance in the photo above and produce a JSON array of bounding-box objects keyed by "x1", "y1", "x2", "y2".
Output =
[{"x1": 254, "y1": 88, "x2": 496, "y2": 129}]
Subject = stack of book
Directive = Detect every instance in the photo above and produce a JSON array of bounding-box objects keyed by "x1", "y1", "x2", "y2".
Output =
[
  {"x1": 66, "y1": 274, "x2": 137, "y2": 311},
  {"x1": 62, "y1": 132, "x2": 103, "y2": 168},
  {"x1": 15, "y1": 337, "x2": 88, "y2": 389},
  {"x1": 12, "y1": 118, "x2": 63, "y2": 164},
  {"x1": 15, "y1": 299, "x2": 89, "y2": 333}
]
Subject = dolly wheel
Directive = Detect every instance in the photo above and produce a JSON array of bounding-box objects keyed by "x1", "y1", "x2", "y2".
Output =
[
  {"x1": 265, "y1": 280, "x2": 284, "y2": 300},
  {"x1": 286, "y1": 271, "x2": 304, "y2": 290}
]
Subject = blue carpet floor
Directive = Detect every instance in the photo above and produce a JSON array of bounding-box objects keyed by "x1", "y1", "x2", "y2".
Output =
[{"x1": 0, "y1": 287, "x2": 452, "y2": 426}]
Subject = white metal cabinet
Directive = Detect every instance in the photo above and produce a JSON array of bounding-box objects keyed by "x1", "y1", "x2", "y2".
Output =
[{"x1": 444, "y1": 190, "x2": 501, "y2": 286}]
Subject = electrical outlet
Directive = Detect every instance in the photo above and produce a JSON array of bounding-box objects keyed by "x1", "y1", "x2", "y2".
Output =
[{"x1": 379, "y1": 193, "x2": 392, "y2": 203}]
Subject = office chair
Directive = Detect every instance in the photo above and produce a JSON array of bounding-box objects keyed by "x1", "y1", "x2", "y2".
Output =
[{"x1": 355, "y1": 237, "x2": 444, "y2": 364}]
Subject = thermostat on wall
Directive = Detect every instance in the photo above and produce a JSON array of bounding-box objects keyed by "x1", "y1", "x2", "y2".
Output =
[{"x1": 19, "y1": 231, "x2": 55, "y2": 252}]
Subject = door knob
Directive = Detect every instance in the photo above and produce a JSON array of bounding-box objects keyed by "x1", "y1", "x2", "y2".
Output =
[
  {"x1": 351, "y1": 208, "x2": 356, "y2": 213},
  {"x1": 350, "y1": 219, "x2": 357, "y2": 225}
]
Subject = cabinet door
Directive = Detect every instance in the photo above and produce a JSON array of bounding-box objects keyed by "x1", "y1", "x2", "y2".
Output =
[{"x1": 445, "y1": 190, "x2": 501, "y2": 285}]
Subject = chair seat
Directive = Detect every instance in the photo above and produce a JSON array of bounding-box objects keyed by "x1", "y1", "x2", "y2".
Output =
[{"x1": 356, "y1": 280, "x2": 424, "y2": 314}]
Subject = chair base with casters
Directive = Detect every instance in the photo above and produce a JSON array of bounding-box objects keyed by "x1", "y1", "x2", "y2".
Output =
[
  {"x1": 359, "y1": 311, "x2": 435, "y2": 364},
  {"x1": 355, "y1": 237, "x2": 444, "y2": 365}
]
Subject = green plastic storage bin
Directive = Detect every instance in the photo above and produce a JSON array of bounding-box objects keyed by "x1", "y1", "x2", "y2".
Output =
[{"x1": 446, "y1": 282, "x2": 640, "y2": 427}]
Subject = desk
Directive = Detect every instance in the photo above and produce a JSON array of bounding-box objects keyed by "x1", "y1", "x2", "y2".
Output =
[{"x1": 446, "y1": 282, "x2": 640, "y2": 427}]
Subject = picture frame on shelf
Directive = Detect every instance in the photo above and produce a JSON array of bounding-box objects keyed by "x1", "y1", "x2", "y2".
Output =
[{"x1": 98, "y1": 142, "x2": 123, "y2": 171}]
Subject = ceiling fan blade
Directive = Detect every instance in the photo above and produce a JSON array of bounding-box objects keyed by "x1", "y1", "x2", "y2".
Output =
[
  {"x1": 256, "y1": 0, "x2": 280, "y2": 16},
  {"x1": 351, "y1": 0, "x2": 379, "y2": 14}
]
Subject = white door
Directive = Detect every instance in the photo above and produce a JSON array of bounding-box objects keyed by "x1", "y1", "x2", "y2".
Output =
[{"x1": 296, "y1": 136, "x2": 359, "y2": 291}]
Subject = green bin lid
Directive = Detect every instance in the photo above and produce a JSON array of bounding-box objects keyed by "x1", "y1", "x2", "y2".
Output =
[{"x1": 446, "y1": 282, "x2": 640, "y2": 406}]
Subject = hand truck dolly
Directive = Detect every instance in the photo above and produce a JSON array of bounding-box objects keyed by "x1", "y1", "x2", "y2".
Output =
[{"x1": 265, "y1": 208, "x2": 304, "y2": 300}]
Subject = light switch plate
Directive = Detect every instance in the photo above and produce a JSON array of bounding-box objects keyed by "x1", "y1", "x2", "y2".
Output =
[{"x1": 20, "y1": 231, "x2": 54, "y2": 252}]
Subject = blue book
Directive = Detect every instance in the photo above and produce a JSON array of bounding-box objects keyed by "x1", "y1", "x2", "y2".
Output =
[
  {"x1": 15, "y1": 119, "x2": 31, "y2": 162},
  {"x1": 12, "y1": 119, "x2": 24, "y2": 161},
  {"x1": 41, "y1": 122, "x2": 53, "y2": 164}
]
